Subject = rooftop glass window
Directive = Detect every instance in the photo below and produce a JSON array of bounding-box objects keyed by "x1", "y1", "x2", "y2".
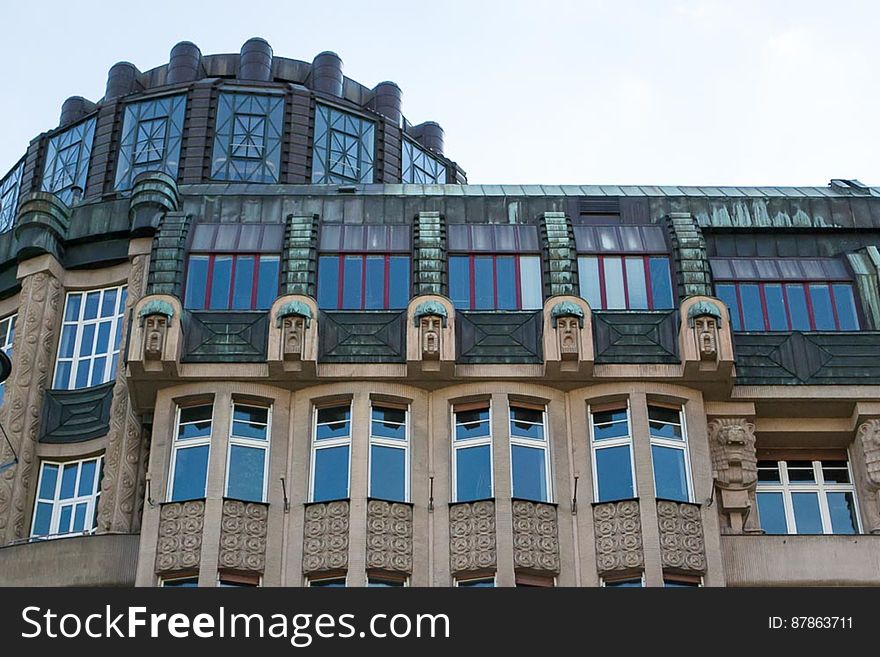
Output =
[
  {"x1": 0, "y1": 160, "x2": 23, "y2": 233},
  {"x1": 114, "y1": 94, "x2": 186, "y2": 190},
  {"x1": 312, "y1": 104, "x2": 375, "y2": 184},
  {"x1": 211, "y1": 91, "x2": 284, "y2": 183},
  {"x1": 402, "y1": 139, "x2": 447, "y2": 184},
  {"x1": 41, "y1": 118, "x2": 96, "y2": 204}
]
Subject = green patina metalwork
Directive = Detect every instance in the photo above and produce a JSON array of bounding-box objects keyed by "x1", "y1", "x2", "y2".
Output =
[
  {"x1": 138, "y1": 299, "x2": 175, "y2": 322},
  {"x1": 550, "y1": 300, "x2": 584, "y2": 327},
  {"x1": 413, "y1": 300, "x2": 448, "y2": 326},
  {"x1": 687, "y1": 300, "x2": 723, "y2": 326},
  {"x1": 276, "y1": 300, "x2": 313, "y2": 327}
]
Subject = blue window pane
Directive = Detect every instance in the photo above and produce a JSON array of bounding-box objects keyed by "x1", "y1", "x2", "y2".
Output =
[
  {"x1": 210, "y1": 256, "x2": 233, "y2": 310},
  {"x1": 96, "y1": 321, "x2": 111, "y2": 354},
  {"x1": 227, "y1": 445, "x2": 266, "y2": 502},
  {"x1": 740, "y1": 284, "x2": 764, "y2": 330},
  {"x1": 73, "y1": 503, "x2": 87, "y2": 532},
  {"x1": 370, "y1": 445, "x2": 406, "y2": 501},
  {"x1": 54, "y1": 362, "x2": 71, "y2": 389},
  {"x1": 64, "y1": 294, "x2": 82, "y2": 322},
  {"x1": 309, "y1": 578, "x2": 345, "y2": 587},
  {"x1": 511, "y1": 444, "x2": 547, "y2": 502},
  {"x1": 33, "y1": 502, "x2": 52, "y2": 536},
  {"x1": 313, "y1": 445, "x2": 350, "y2": 502},
  {"x1": 364, "y1": 256, "x2": 385, "y2": 309},
  {"x1": 257, "y1": 257, "x2": 280, "y2": 310},
  {"x1": 510, "y1": 408, "x2": 544, "y2": 440},
  {"x1": 832, "y1": 284, "x2": 859, "y2": 331},
  {"x1": 457, "y1": 579, "x2": 494, "y2": 587},
  {"x1": 808, "y1": 284, "x2": 835, "y2": 330},
  {"x1": 316, "y1": 406, "x2": 350, "y2": 440},
  {"x1": 764, "y1": 284, "x2": 788, "y2": 330},
  {"x1": 592, "y1": 418, "x2": 629, "y2": 441},
  {"x1": 578, "y1": 256, "x2": 602, "y2": 309},
  {"x1": 185, "y1": 257, "x2": 209, "y2": 310},
  {"x1": 473, "y1": 257, "x2": 494, "y2": 309},
  {"x1": 60, "y1": 463, "x2": 78, "y2": 499},
  {"x1": 519, "y1": 256, "x2": 543, "y2": 310},
  {"x1": 595, "y1": 445, "x2": 633, "y2": 502},
  {"x1": 715, "y1": 284, "x2": 740, "y2": 331},
  {"x1": 371, "y1": 407, "x2": 407, "y2": 440},
  {"x1": 59, "y1": 325, "x2": 77, "y2": 359},
  {"x1": 604, "y1": 579, "x2": 642, "y2": 588},
  {"x1": 84, "y1": 292, "x2": 100, "y2": 321},
  {"x1": 495, "y1": 256, "x2": 517, "y2": 310},
  {"x1": 456, "y1": 444, "x2": 492, "y2": 502},
  {"x1": 757, "y1": 492, "x2": 787, "y2": 534},
  {"x1": 232, "y1": 420, "x2": 267, "y2": 440},
  {"x1": 171, "y1": 445, "x2": 210, "y2": 501},
  {"x1": 449, "y1": 256, "x2": 471, "y2": 309},
  {"x1": 78, "y1": 459, "x2": 96, "y2": 496},
  {"x1": 786, "y1": 284, "x2": 810, "y2": 331},
  {"x1": 388, "y1": 256, "x2": 410, "y2": 309},
  {"x1": 79, "y1": 324, "x2": 95, "y2": 357},
  {"x1": 650, "y1": 257, "x2": 674, "y2": 309},
  {"x1": 232, "y1": 256, "x2": 255, "y2": 309},
  {"x1": 455, "y1": 408, "x2": 490, "y2": 440},
  {"x1": 74, "y1": 360, "x2": 91, "y2": 389},
  {"x1": 59, "y1": 506, "x2": 72, "y2": 534},
  {"x1": 791, "y1": 492, "x2": 823, "y2": 534},
  {"x1": 317, "y1": 256, "x2": 339, "y2": 309},
  {"x1": 342, "y1": 256, "x2": 363, "y2": 309},
  {"x1": 652, "y1": 445, "x2": 689, "y2": 502},
  {"x1": 39, "y1": 464, "x2": 59, "y2": 499},
  {"x1": 312, "y1": 104, "x2": 375, "y2": 184},
  {"x1": 827, "y1": 492, "x2": 858, "y2": 534},
  {"x1": 101, "y1": 289, "x2": 118, "y2": 318},
  {"x1": 603, "y1": 258, "x2": 626, "y2": 309},
  {"x1": 625, "y1": 258, "x2": 648, "y2": 309},
  {"x1": 90, "y1": 357, "x2": 106, "y2": 386},
  {"x1": 211, "y1": 92, "x2": 284, "y2": 183},
  {"x1": 233, "y1": 404, "x2": 268, "y2": 424}
]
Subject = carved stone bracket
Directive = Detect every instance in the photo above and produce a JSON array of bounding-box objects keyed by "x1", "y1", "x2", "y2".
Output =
[
  {"x1": 708, "y1": 417, "x2": 759, "y2": 534},
  {"x1": 512, "y1": 500, "x2": 560, "y2": 574},
  {"x1": 857, "y1": 419, "x2": 880, "y2": 533},
  {"x1": 155, "y1": 500, "x2": 205, "y2": 574},
  {"x1": 302, "y1": 500, "x2": 350, "y2": 575},
  {"x1": 657, "y1": 500, "x2": 707, "y2": 574},
  {"x1": 366, "y1": 500, "x2": 413, "y2": 574},
  {"x1": 449, "y1": 500, "x2": 496, "y2": 575},
  {"x1": 219, "y1": 499, "x2": 269, "y2": 573},
  {"x1": 592, "y1": 500, "x2": 644, "y2": 574}
]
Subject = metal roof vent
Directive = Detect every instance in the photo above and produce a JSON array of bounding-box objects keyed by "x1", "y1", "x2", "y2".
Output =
[{"x1": 829, "y1": 179, "x2": 871, "y2": 195}]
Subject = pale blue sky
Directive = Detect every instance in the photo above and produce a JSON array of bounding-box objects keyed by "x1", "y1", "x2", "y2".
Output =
[{"x1": 1, "y1": 0, "x2": 877, "y2": 186}]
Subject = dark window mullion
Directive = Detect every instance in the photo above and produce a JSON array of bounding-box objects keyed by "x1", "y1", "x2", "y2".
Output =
[
  {"x1": 803, "y1": 283, "x2": 817, "y2": 331},
  {"x1": 643, "y1": 256, "x2": 654, "y2": 310}
]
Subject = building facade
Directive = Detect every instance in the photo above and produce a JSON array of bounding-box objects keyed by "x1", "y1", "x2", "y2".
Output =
[{"x1": 0, "y1": 39, "x2": 878, "y2": 587}]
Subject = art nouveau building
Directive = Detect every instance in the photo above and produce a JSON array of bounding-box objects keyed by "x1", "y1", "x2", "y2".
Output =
[{"x1": 0, "y1": 39, "x2": 878, "y2": 587}]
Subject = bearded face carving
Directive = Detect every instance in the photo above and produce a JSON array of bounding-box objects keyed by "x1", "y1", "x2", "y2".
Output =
[
  {"x1": 695, "y1": 316, "x2": 718, "y2": 361},
  {"x1": 556, "y1": 316, "x2": 580, "y2": 361},
  {"x1": 143, "y1": 315, "x2": 167, "y2": 360},
  {"x1": 420, "y1": 315, "x2": 442, "y2": 360},
  {"x1": 858, "y1": 419, "x2": 880, "y2": 490},
  {"x1": 283, "y1": 317, "x2": 305, "y2": 361},
  {"x1": 708, "y1": 418, "x2": 757, "y2": 489}
]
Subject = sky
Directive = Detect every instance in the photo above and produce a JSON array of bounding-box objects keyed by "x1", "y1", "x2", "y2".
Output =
[{"x1": 0, "y1": 0, "x2": 878, "y2": 187}]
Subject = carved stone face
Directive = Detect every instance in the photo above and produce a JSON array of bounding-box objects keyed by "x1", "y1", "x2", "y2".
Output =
[
  {"x1": 143, "y1": 315, "x2": 167, "y2": 360},
  {"x1": 283, "y1": 317, "x2": 305, "y2": 361},
  {"x1": 556, "y1": 316, "x2": 580, "y2": 361},
  {"x1": 420, "y1": 316, "x2": 441, "y2": 360},
  {"x1": 858, "y1": 419, "x2": 880, "y2": 489},
  {"x1": 709, "y1": 418, "x2": 757, "y2": 488},
  {"x1": 694, "y1": 316, "x2": 718, "y2": 361}
]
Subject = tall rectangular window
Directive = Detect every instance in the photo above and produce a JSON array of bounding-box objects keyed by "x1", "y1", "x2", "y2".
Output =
[
  {"x1": 453, "y1": 403, "x2": 493, "y2": 502},
  {"x1": 369, "y1": 404, "x2": 409, "y2": 502},
  {"x1": 311, "y1": 404, "x2": 352, "y2": 502},
  {"x1": 317, "y1": 254, "x2": 410, "y2": 310},
  {"x1": 184, "y1": 254, "x2": 280, "y2": 310},
  {"x1": 169, "y1": 404, "x2": 213, "y2": 502},
  {"x1": 402, "y1": 140, "x2": 447, "y2": 184},
  {"x1": 648, "y1": 405, "x2": 692, "y2": 502},
  {"x1": 225, "y1": 403, "x2": 270, "y2": 502},
  {"x1": 211, "y1": 92, "x2": 284, "y2": 183},
  {"x1": 509, "y1": 403, "x2": 550, "y2": 502},
  {"x1": 54, "y1": 286, "x2": 127, "y2": 390},
  {"x1": 589, "y1": 404, "x2": 635, "y2": 503},
  {"x1": 31, "y1": 456, "x2": 102, "y2": 538},
  {"x1": 449, "y1": 255, "x2": 542, "y2": 310},
  {"x1": 0, "y1": 314, "x2": 15, "y2": 406},
  {"x1": 41, "y1": 117, "x2": 96, "y2": 204},
  {"x1": 756, "y1": 459, "x2": 860, "y2": 535},
  {"x1": 114, "y1": 94, "x2": 187, "y2": 190},
  {"x1": 312, "y1": 105, "x2": 375, "y2": 184},
  {"x1": 0, "y1": 160, "x2": 23, "y2": 233},
  {"x1": 578, "y1": 255, "x2": 674, "y2": 310}
]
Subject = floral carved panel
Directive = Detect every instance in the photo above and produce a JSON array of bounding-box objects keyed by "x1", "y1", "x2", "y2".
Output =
[
  {"x1": 657, "y1": 500, "x2": 707, "y2": 573},
  {"x1": 302, "y1": 500, "x2": 350, "y2": 575},
  {"x1": 512, "y1": 500, "x2": 560, "y2": 574},
  {"x1": 593, "y1": 500, "x2": 644, "y2": 574},
  {"x1": 366, "y1": 500, "x2": 413, "y2": 573},
  {"x1": 219, "y1": 499, "x2": 269, "y2": 573},
  {"x1": 449, "y1": 500, "x2": 496, "y2": 574},
  {"x1": 155, "y1": 500, "x2": 204, "y2": 574}
]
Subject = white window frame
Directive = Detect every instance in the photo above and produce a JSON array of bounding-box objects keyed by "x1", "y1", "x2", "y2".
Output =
[
  {"x1": 368, "y1": 402, "x2": 410, "y2": 502},
  {"x1": 0, "y1": 313, "x2": 16, "y2": 405},
  {"x1": 647, "y1": 404, "x2": 694, "y2": 503},
  {"x1": 30, "y1": 455, "x2": 103, "y2": 539},
  {"x1": 53, "y1": 285, "x2": 127, "y2": 390},
  {"x1": 167, "y1": 403, "x2": 214, "y2": 502},
  {"x1": 588, "y1": 400, "x2": 637, "y2": 503},
  {"x1": 451, "y1": 403, "x2": 494, "y2": 503},
  {"x1": 756, "y1": 458, "x2": 861, "y2": 535},
  {"x1": 508, "y1": 402, "x2": 552, "y2": 503},
  {"x1": 309, "y1": 403, "x2": 352, "y2": 503},
  {"x1": 601, "y1": 572, "x2": 646, "y2": 587},
  {"x1": 224, "y1": 402, "x2": 271, "y2": 503}
]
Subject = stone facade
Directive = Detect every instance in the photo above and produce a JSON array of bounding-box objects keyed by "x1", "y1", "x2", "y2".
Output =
[
  {"x1": 302, "y1": 501, "x2": 350, "y2": 575},
  {"x1": 592, "y1": 500, "x2": 644, "y2": 574},
  {"x1": 365, "y1": 500, "x2": 413, "y2": 574},
  {"x1": 218, "y1": 500, "x2": 269, "y2": 573},
  {"x1": 656, "y1": 501, "x2": 707, "y2": 574},
  {"x1": 155, "y1": 500, "x2": 205, "y2": 574},
  {"x1": 512, "y1": 500, "x2": 560, "y2": 574},
  {"x1": 449, "y1": 500, "x2": 497, "y2": 575}
]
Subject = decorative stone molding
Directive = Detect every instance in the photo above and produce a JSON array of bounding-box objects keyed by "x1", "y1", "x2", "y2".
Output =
[
  {"x1": 406, "y1": 296, "x2": 454, "y2": 370},
  {"x1": 666, "y1": 212, "x2": 712, "y2": 298},
  {"x1": 276, "y1": 300, "x2": 312, "y2": 362},
  {"x1": 512, "y1": 500, "x2": 560, "y2": 574},
  {"x1": 857, "y1": 419, "x2": 880, "y2": 533},
  {"x1": 302, "y1": 500, "x2": 350, "y2": 574},
  {"x1": 268, "y1": 295, "x2": 318, "y2": 371},
  {"x1": 129, "y1": 171, "x2": 179, "y2": 236},
  {"x1": 366, "y1": 500, "x2": 413, "y2": 574},
  {"x1": 13, "y1": 192, "x2": 71, "y2": 262},
  {"x1": 155, "y1": 500, "x2": 205, "y2": 574},
  {"x1": 281, "y1": 213, "x2": 318, "y2": 297},
  {"x1": 414, "y1": 211, "x2": 445, "y2": 296},
  {"x1": 708, "y1": 417, "x2": 759, "y2": 534},
  {"x1": 540, "y1": 211, "x2": 576, "y2": 296},
  {"x1": 218, "y1": 499, "x2": 269, "y2": 573},
  {"x1": 592, "y1": 500, "x2": 644, "y2": 574},
  {"x1": 680, "y1": 296, "x2": 734, "y2": 377},
  {"x1": 542, "y1": 296, "x2": 593, "y2": 373},
  {"x1": 449, "y1": 500, "x2": 496, "y2": 574},
  {"x1": 656, "y1": 500, "x2": 707, "y2": 574},
  {"x1": 129, "y1": 294, "x2": 184, "y2": 370},
  {"x1": 688, "y1": 300, "x2": 723, "y2": 362}
]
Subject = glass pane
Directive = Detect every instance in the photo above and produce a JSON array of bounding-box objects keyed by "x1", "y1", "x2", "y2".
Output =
[
  {"x1": 388, "y1": 256, "x2": 410, "y2": 309},
  {"x1": 456, "y1": 444, "x2": 492, "y2": 502},
  {"x1": 90, "y1": 357, "x2": 106, "y2": 386},
  {"x1": 74, "y1": 359, "x2": 91, "y2": 389},
  {"x1": 256, "y1": 257, "x2": 280, "y2": 310},
  {"x1": 227, "y1": 445, "x2": 266, "y2": 502},
  {"x1": 510, "y1": 407, "x2": 544, "y2": 439},
  {"x1": 827, "y1": 492, "x2": 858, "y2": 534},
  {"x1": 786, "y1": 284, "x2": 810, "y2": 331},
  {"x1": 38, "y1": 464, "x2": 59, "y2": 500},
  {"x1": 791, "y1": 492, "x2": 823, "y2": 534},
  {"x1": 364, "y1": 256, "x2": 385, "y2": 309},
  {"x1": 370, "y1": 444, "x2": 406, "y2": 501},
  {"x1": 649, "y1": 257, "x2": 674, "y2": 309},
  {"x1": 603, "y1": 258, "x2": 626, "y2": 309},
  {"x1": 786, "y1": 461, "x2": 815, "y2": 483},
  {"x1": 592, "y1": 409, "x2": 629, "y2": 441},
  {"x1": 170, "y1": 445, "x2": 210, "y2": 501},
  {"x1": 652, "y1": 445, "x2": 689, "y2": 502},
  {"x1": 457, "y1": 578, "x2": 494, "y2": 588},
  {"x1": 84, "y1": 292, "x2": 100, "y2": 320},
  {"x1": 232, "y1": 256, "x2": 255, "y2": 309},
  {"x1": 821, "y1": 461, "x2": 850, "y2": 484},
  {"x1": 342, "y1": 256, "x2": 363, "y2": 309},
  {"x1": 832, "y1": 284, "x2": 859, "y2": 331},
  {"x1": 100, "y1": 289, "x2": 118, "y2": 318},
  {"x1": 604, "y1": 578, "x2": 642, "y2": 588},
  {"x1": 317, "y1": 406, "x2": 350, "y2": 424},
  {"x1": 455, "y1": 408, "x2": 490, "y2": 440},
  {"x1": 309, "y1": 578, "x2": 346, "y2": 587},
  {"x1": 519, "y1": 256, "x2": 543, "y2": 310},
  {"x1": 59, "y1": 325, "x2": 77, "y2": 359},
  {"x1": 233, "y1": 405, "x2": 268, "y2": 425},
  {"x1": 58, "y1": 506, "x2": 72, "y2": 534},
  {"x1": 60, "y1": 463, "x2": 78, "y2": 499},
  {"x1": 317, "y1": 256, "x2": 339, "y2": 309},
  {"x1": 809, "y1": 284, "x2": 835, "y2": 330},
  {"x1": 473, "y1": 257, "x2": 494, "y2": 309},
  {"x1": 625, "y1": 257, "x2": 648, "y2": 309},
  {"x1": 368, "y1": 578, "x2": 404, "y2": 587},
  {"x1": 740, "y1": 284, "x2": 764, "y2": 330},
  {"x1": 371, "y1": 407, "x2": 407, "y2": 440},
  {"x1": 178, "y1": 419, "x2": 212, "y2": 441},
  {"x1": 313, "y1": 445, "x2": 350, "y2": 502},
  {"x1": 78, "y1": 459, "x2": 96, "y2": 496},
  {"x1": 578, "y1": 256, "x2": 602, "y2": 309},
  {"x1": 95, "y1": 321, "x2": 111, "y2": 355},
  {"x1": 511, "y1": 444, "x2": 547, "y2": 502},
  {"x1": 757, "y1": 491, "x2": 787, "y2": 534},
  {"x1": 210, "y1": 256, "x2": 233, "y2": 310},
  {"x1": 757, "y1": 462, "x2": 781, "y2": 483},
  {"x1": 449, "y1": 256, "x2": 470, "y2": 309},
  {"x1": 764, "y1": 284, "x2": 788, "y2": 330},
  {"x1": 73, "y1": 503, "x2": 87, "y2": 532},
  {"x1": 64, "y1": 293, "x2": 82, "y2": 322},
  {"x1": 163, "y1": 578, "x2": 199, "y2": 588},
  {"x1": 648, "y1": 405, "x2": 681, "y2": 425},
  {"x1": 595, "y1": 445, "x2": 634, "y2": 502},
  {"x1": 33, "y1": 502, "x2": 52, "y2": 536},
  {"x1": 316, "y1": 406, "x2": 350, "y2": 440},
  {"x1": 715, "y1": 284, "x2": 740, "y2": 331},
  {"x1": 495, "y1": 256, "x2": 517, "y2": 310},
  {"x1": 54, "y1": 361, "x2": 71, "y2": 390},
  {"x1": 79, "y1": 324, "x2": 96, "y2": 358},
  {"x1": 232, "y1": 419, "x2": 268, "y2": 440}
]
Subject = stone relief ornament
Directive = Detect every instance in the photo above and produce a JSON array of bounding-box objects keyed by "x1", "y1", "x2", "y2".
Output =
[
  {"x1": 420, "y1": 315, "x2": 442, "y2": 360},
  {"x1": 143, "y1": 315, "x2": 167, "y2": 360},
  {"x1": 275, "y1": 300, "x2": 312, "y2": 361},
  {"x1": 449, "y1": 500, "x2": 496, "y2": 574},
  {"x1": 687, "y1": 300, "x2": 723, "y2": 362},
  {"x1": 512, "y1": 500, "x2": 560, "y2": 573},
  {"x1": 155, "y1": 500, "x2": 205, "y2": 573},
  {"x1": 592, "y1": 500, "x2": 644, "y2": 573},
  {"x1": 708, "y1": 417, "x2": 759, "y2": 534},
  {"x1": 366, "y1": 500, "x2": 413, "y2": 573},
  {"x1": 657, "y1": 500, "x2": 707, "y2": 573},
  {"x1": 551, "y1": 301, "x2": 584, "y2": 361},
  {"x1": 857, "y1": 419, "x2": 880, "y2": 533},
  {"x1": 219, "y1": 500, "x2": 269, "y2": 572},
  {"x1": 302, "y1": 500, "x2": 350, "y2": 574}
]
